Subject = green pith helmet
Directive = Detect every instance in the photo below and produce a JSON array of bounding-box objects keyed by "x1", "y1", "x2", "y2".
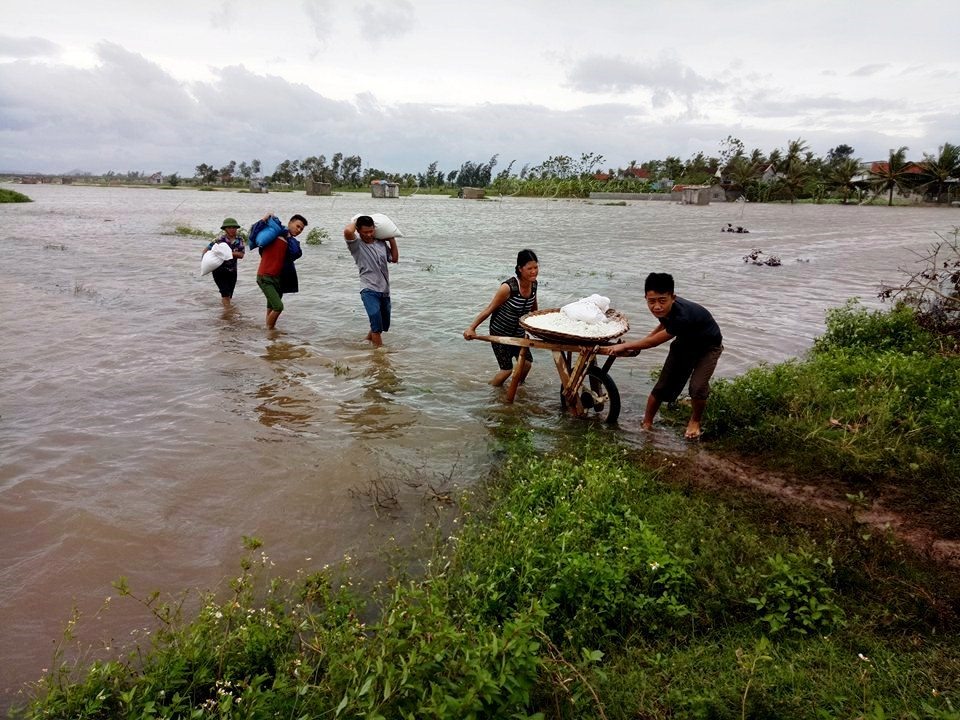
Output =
[{"x1": 220, "y1": 217, "x2": 240, "y2": 229}]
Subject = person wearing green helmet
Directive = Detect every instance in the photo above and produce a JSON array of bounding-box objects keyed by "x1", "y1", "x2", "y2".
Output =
[{"x1": 202, "y1": 217, "x2": 246, "y2": 307}]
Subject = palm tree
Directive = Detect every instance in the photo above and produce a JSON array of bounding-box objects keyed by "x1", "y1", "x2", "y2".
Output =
[
  {"x1": 726, "y1": 156, "x2": 760, "y2": 198},
  {"x1": 870, "y1": 146, "x2": 911, "y2": 206},
  {"x1": 828, "y1": 157, "x2": 863, "y2": 204},
  {"x1": 774, "y1": 164, "x2": 811, "y2": 203},
  {"x1": 919, "y1": 142, "x2": 960, "y2": 204},
  {"x1": 782, "y1": 138, "x2": 810, "y2": 174}
]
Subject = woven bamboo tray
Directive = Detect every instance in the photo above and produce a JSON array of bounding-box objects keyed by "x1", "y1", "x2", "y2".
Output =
[{"x1": 520, "y1": 308, "x2": 629, "y2": 343}]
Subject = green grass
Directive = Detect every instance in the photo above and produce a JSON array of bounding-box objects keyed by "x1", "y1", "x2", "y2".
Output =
[
  {"x1": 0, "y1": 187, "x2": 32, "y2": 202},
  {"x1": 704, "y1": 300, "x2": 960, "y2": 531},
  {"x1": 15, "y1": 431, "x2": 960, "y2": 719}
]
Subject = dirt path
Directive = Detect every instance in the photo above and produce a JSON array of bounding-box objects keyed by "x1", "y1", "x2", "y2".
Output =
[{"x1": 667, "y1": 446, "x2": 960, "y2": 568}]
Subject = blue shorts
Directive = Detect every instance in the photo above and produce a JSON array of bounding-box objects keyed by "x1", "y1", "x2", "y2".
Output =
[{"x1": 360, "y1": 289, "x2": 391, "y2": 333}]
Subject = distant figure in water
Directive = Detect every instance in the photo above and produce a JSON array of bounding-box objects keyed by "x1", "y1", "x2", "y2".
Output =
[
  {"x1": 599, "y1": 272, "x2": 723, "y2": 440},
  {"x1": 722, "y1": 223, "x2": 749, "y2": 233},
  {"x1": 463, "y1": 249, "x2": 539, "y2": 386},
  {"x1": 203, "y1": 217, "x2": 245, "y2": 307}
]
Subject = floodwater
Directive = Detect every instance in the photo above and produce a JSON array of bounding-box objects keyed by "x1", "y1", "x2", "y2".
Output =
[{"x1": 0, "y1": 184, "x2": 955, "y2": 707}]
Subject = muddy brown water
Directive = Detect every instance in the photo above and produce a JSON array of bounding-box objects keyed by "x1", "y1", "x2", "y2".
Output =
[{"x1": 1, "y1": 184, "x2": 956, "y2": 707}]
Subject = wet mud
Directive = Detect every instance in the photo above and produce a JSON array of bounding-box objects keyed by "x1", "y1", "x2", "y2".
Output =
[{"x1": 665, "y1": 447, "x2": 960, "y2": 568}]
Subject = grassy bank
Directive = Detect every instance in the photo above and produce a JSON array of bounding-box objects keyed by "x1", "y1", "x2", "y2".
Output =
[
  {"x1": 0, "y1": 188, "x2": 32, "y2": 203},
  {"x1": 15, "y1": 429, "x2": 960, "y2": 719},
  {"x1": 705, "y1": 299, "x2": 960, "y2": 534}
]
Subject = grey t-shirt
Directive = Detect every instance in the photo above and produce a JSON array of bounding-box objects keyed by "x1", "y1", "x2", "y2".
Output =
[{"x1": 346, "y1": 233, "x2": 390, "y2": 293}]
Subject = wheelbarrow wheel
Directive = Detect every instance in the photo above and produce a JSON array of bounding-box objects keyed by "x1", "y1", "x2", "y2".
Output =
[{"x1": 560, "y1": 366, "x2": 621, "y2": 424}]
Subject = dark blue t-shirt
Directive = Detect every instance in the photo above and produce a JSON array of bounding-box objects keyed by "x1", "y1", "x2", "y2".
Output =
[{"x1": 660, "y1": 296, "x2": 722, "y2": 348}]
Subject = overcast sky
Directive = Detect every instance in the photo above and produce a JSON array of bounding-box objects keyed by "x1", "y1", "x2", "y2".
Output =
[{"x1": 2, "y1": 0, "x2": 957, "y2": 176}]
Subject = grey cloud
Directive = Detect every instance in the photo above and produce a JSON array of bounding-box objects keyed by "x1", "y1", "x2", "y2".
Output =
[
  {"x1": 734, "y1": 91, "x2": 886, "y2": 118},
  {"x1": 302, "y1": 0, "x2": 336, "y2": 45},
  {"x1": 565, "y1": 54, "x2": 720, "y2": 96},
  {"x1": 1, "y1": 42, "x2": 956, "y2": 178},
  {"x1": 209, "y1": 1, "x2": 239, "y2": 29},
  {"x1": 0, "y1": 34, "x2": 60, "y2": 59},
  {"x1": 354, "y1": 0, "x2": 415, "y2": 41},
  {"x1": 850, "y1": 63, "x2": 889, "y2": 77}
]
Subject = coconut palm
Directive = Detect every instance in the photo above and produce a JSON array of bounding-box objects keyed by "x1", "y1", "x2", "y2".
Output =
[
  {"x1": 725, "y1": 155, "x2": 760, "y2": 198},
  {"x1": 782, "y1": 138, "x2": 810, "y2": 174},
  {"x1": 919, "y1": 142, "x2": 960, "y2": 203},
  {"x1": 828, "y1": 157, "x2": 863, "y2": 204},
  {"x1": 774, "y1": 164, "x2": 811, "y2": 203},
  {"x1": 870, "y1": 146, "x2": 911, "y2": 206}
]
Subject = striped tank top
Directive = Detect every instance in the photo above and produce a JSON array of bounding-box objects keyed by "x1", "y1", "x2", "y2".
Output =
[{"x1": 489, "y1": 277, "x2": 538, "y2": 338}]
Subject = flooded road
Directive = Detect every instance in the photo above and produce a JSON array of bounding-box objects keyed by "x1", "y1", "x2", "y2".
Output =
[{"x1": 0, "y1": 184, "x2": 955, "y2": 706}]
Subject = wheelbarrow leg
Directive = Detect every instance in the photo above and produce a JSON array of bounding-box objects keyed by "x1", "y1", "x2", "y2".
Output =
[{"x1": 554, "y1": 349, "x2": 594, "y2": 416}]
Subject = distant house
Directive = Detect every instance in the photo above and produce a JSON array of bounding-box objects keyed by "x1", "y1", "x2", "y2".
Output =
[
  {"x1": 758, "y1": 164, "x2": 780, "y2": 183},
  {"x1": 249, "y1": 178, "x2": 268, "y2": 193},
  {"x1": 148, "y1": 172, "x2": 164, "y2": 185},
  {"x1": 622, "y1": 166, "x2": 650, "y2": 180},
  {"x1": 851, "y1": 160, "x2": 927, "y2": 199}
]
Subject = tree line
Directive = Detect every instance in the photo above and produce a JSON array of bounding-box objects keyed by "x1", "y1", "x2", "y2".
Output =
[{"x1": 87, "y1": 136, "x2": 960, "y2": 204}]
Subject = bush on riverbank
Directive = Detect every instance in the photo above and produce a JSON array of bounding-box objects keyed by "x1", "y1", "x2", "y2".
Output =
[
  {"x1": 707, "y1": 299, "x2": 960, "y2": 532},
  {"x1": 0, "y1": 188, "x2": 32, "y2": 202},
  {"x1": 16, "y1": 433, "x2": 960, "y2": 719}
]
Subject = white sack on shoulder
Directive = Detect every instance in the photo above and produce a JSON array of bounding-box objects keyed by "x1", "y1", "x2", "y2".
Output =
[{"x1": 351, "y1": 212, "x2": 404, "y2": 239}]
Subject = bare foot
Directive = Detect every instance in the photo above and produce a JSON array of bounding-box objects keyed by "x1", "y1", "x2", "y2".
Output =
[
  {"x1": 641, "y1": 422, "x2": 654, "y2": 431},
  {"x1": 684, "y1": 422, "x2": 702, "y2": 440}
]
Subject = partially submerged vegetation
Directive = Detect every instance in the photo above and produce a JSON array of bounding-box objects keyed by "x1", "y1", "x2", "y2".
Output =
[{"x1": 0, "y1": 187, "x2": 32, "y2": 203}]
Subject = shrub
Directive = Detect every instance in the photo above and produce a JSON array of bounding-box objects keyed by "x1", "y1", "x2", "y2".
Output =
[
  {"x1": 305, "y1": 227, "x2": 328, "y2": 245},
  {"x1": 746, "y1": 551, "x2": 845, "y2": 636},
  {"x1": 813, "y1": 299, "x2": 932, "y2": 355},
  {"x1": 0, "y1": 188, "x2": 32, "y2": 202}
]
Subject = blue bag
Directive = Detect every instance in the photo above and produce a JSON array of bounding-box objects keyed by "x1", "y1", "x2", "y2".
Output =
[{"x1": 248, "y1": 215, "x2": 283, "y2": 250}]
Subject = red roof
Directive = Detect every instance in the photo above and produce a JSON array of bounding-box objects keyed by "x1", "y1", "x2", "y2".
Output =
[{"x1": 870, "y1": 161, "x2": 924, "y2": 175}]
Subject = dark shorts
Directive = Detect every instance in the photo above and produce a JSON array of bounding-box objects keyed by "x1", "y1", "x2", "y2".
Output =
[
  {"x1": 211, "y1": 267, "x2": 237, "y2": 298},
  {"x1": 652, "y1": 343, "x2": 723, "y2": 403},
  {"x1": 257, "y1": 275, "x2": 284, "y2": 312},
  {"x1": 360, "y1": 289, "x2": 391, "y2": 333},
  {"x1": 492, "y1": 341, "x2": 533, "y2": 371}
]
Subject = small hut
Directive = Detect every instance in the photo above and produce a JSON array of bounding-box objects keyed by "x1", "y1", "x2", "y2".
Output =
[
  {"x1": 305, "y1": 179, "x2": 332, "y2": 196},
  {"x1": 461, "y1": 187, "x2": 485, "y2": 200},
  {"x1": 371, "y1": 180, "x2": 399, "y2": 198},
  {"x1": 680, "y1": 185, "x2": 711, "y2": 205},
  {"x1": 249, "y1": 179, "x2": 269, "y2": 193}
]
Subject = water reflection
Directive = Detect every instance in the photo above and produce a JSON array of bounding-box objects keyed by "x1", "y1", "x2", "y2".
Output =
[
  {"x1": 365, "y1": 349, "x2": 404, "y2": 396},
  {"x1": 254, "y1": 381, "x2": 316, "y2": 430},
  {"x1": 337, "y1": 350, "x2": 416, "y2": 436},
  {"x1": 253, "y1": 340, "x2": 318, "y2": 430}
]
